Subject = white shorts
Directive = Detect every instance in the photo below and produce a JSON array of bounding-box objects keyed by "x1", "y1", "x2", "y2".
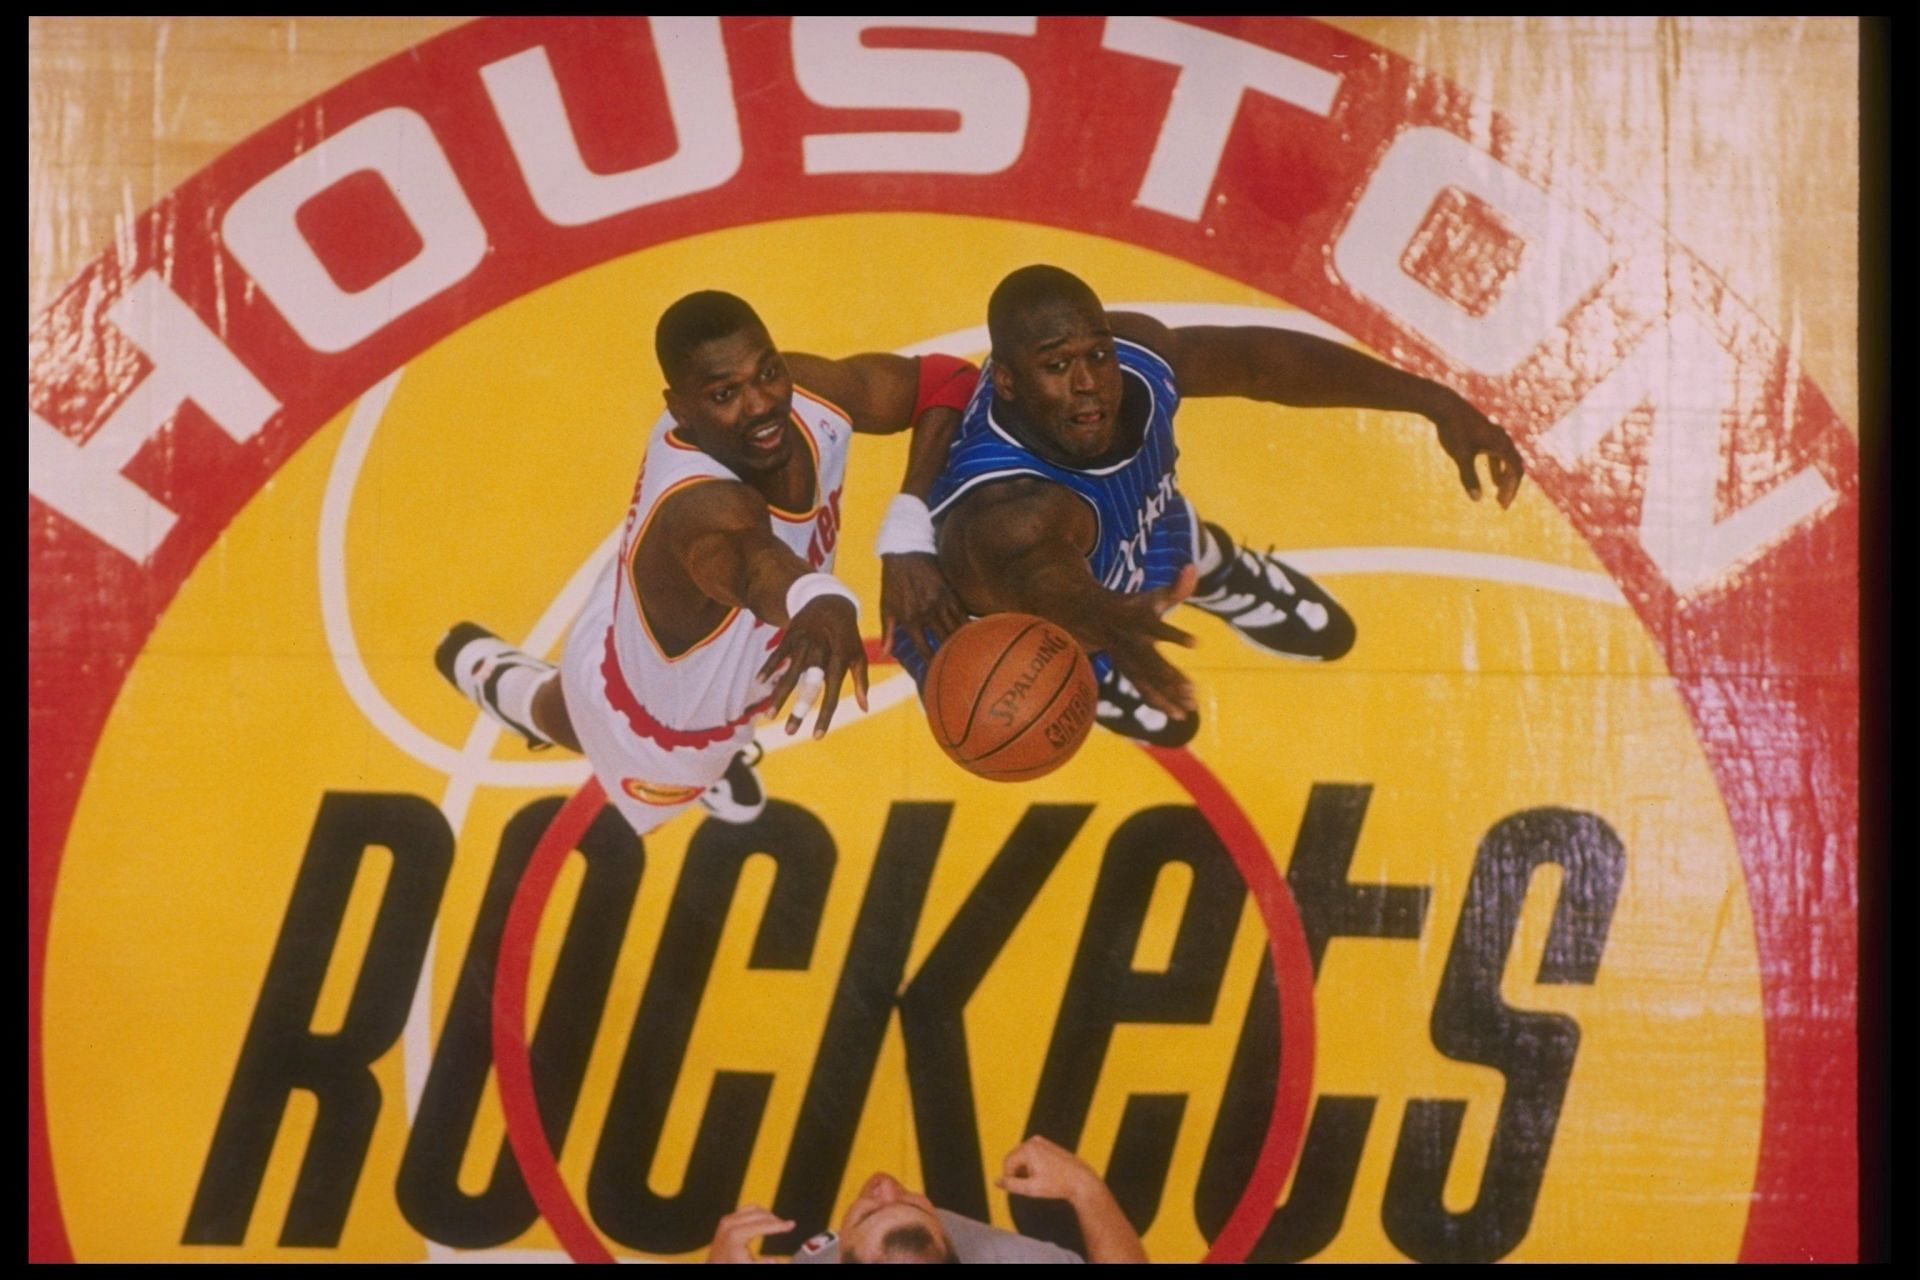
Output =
[{"x1": 559, "y1": 560, "x2": 751, "y2": 836}]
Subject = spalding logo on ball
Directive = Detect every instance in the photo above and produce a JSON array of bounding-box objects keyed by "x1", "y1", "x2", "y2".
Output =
[{"x1": 923, "y1": 614, "x2": 1098, "y2": 781}]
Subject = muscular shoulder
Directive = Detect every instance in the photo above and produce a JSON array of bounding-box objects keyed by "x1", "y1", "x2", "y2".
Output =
[
  {"x1": 1107, "y1": 310, "x2": 1176, "y2": 363},
  {"x1": 938, "y1": 476, "x2": 1096, "y2": 613},
  {"x1": 786, "y1": 350, "x2": 919, "y2": 433},
  {"x1": 1106, "y1": 311, "x2": 1192, "y2": 393},
  {"x1": 943, "y1": 475, "x2": 1093, "y2": 557},
  {"x1": 653, "y1": 475, "x2": 767, "y2": 545},
  {"x1": 784, "y1": 351, "x2": 851, "y2": 405}
]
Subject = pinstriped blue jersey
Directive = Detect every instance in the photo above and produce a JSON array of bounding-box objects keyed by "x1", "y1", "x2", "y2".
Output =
[{"x1": 893, "y1": 338, "x2": 1197, "y2": 683}]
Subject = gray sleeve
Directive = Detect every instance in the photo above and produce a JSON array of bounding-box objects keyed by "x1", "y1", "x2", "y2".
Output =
[
  {"x1": 939, "y1": 1210, "x2": 1085, "y2": 1264},
  {"x1": 789, "y1": 1231, "x2": 840, "y2": 1264}
]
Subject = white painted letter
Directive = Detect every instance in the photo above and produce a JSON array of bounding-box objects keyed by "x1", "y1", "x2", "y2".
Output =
[
  {"x1": 793, "y1": 17, "x2": 1037, "y2": 176},
  {"x1": 28, "y1": 273, "x2": 280, "y2": 561},
  {"x1": 1102, "y1": 16, "x2": 1340, "y2": 221},
  {"x1": 483, "y1": 20, "x2": 742, "y2": 226},
  {"x1": 1538, "y1": 311, "x2": 1838, "y2": 596},
  {"x1": 222, "y1": 108, "x2": 488, "y2": 354},
  {"x1": 1333, "y1": 126, "x2": 1614, "y2": 377}
]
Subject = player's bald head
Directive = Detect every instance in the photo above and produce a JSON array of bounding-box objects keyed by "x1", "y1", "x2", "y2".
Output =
[
  {"x1": 987, "y1": 265, "x2": 1105, "y2": 360},
  {"x1": 655, "y1": 290, "x2": 768, "y2": 388}
]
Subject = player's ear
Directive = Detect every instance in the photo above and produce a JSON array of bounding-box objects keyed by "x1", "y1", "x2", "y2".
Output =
[{"x1": 990, "y1": 361, "x2": 1015, "y2": 401}]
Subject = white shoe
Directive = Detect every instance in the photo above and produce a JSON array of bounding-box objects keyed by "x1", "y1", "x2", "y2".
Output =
[
  {"x1": 1093, "y1": 667, "x2": 1200, "y2": 748},
  {"x1": 1188, "y1": 523, "x2": 1356, "y2": 661},
  {"x1": 434, "y1": 621, "x2": 556, "y2": 749},
  {"x1": 700, "y1": 741, "x2": 767, "y2": 824}
]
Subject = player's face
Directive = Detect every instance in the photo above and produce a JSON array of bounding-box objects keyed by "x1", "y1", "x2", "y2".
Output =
[
  {"x1": 994, "y1": 301, "x2": 1124, "y2": 462},
  {"x1": 837, "y1": 1172, "x2": 952, "y2": 1262},
  {"x1": 665, "y1": 325, "x2": 795, "y2": 473}
]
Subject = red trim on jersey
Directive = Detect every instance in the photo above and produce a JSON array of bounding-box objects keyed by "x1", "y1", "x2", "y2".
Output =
[
  {"x1": 765, "y1": 410, "x2": 823, "y2": 521},
  {"x1": 599, "y1": 626, "x2": 768, "y2": 749},
  {"x1": 625, "y1": 475, "x2": 738, "y2": 663}
]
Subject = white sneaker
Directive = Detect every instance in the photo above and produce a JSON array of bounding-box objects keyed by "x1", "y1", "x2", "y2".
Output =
[
  {"x1": 1093, "y1": 667, "x2": 1200, "y2": 748},
  {"x1": 434, "y1": 621, "x2": 556, "y2": 749},
  {"x1": 701, "y1": 741, "x2": 767, "y2": 824},
  {"x1": 1188, "y1": 523, "x2": 1356, "y2": 661}
]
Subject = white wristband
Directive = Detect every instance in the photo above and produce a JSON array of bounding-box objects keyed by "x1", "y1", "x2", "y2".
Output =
[
  {"x1": 785, "y1": 572, "x2": 859, "y2": 622},
  {"x1": 875, "y1": 493, "x2": 937, "y2": 557}
]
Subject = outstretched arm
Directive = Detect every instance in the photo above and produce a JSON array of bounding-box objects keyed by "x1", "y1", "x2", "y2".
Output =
[
  {"x1": 942, "y1": 477, "x2": 1198, "y2": 719},
  {"x1": 785, "y1": 349, "x2": 968, "y2": 442},
  {"x1": 789, "y1": 350, "x2": 975, "y2": 653},
  {"x1": 659, "y1": 481, "x2": 868, "y2": 736},
  {"x1": 996, "y1": 1136, "x2": 1148, "y2": 1264},
  {"x1": 1109, "y1": 310, "x2": 1526, "y2": 508}
]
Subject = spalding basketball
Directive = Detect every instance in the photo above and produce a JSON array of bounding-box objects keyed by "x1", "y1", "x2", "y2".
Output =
[{"x1": 924, "y1": 614, "x2": 1098, "y2": 781}]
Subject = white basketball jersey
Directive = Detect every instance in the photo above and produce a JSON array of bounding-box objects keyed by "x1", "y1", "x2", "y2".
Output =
[{"x1": 597, "y1": 387, "x2": 852, "y2": 750}]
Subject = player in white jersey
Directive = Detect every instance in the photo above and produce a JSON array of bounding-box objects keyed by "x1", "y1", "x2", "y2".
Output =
[{"x1": 436, "y1": 291, "x2": 975, "y2": 836}]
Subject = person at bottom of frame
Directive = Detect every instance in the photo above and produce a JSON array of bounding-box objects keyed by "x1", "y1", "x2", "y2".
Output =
[{"x1": 707, "y1": 1136, "x2": 1147, "y2": 1264}]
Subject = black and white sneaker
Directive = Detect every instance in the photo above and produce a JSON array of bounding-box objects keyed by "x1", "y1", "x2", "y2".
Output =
[
  {"x1": 1094, "y1": 668, "x2": 1201, "y2": 748},
  {"x1": 1187, "y1": 523, "x2": 1356, "y2": 661},
  {"x1": 434, "y1": 621, "x2": 557, "y2": 749},
  {"x1": 700, "y1": 741, "x2": 766, "y2": 824}
]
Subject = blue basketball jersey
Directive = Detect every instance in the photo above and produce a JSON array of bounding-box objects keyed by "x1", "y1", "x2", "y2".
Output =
[{"x1": 893, "y1": 338, "x2": 1197, "y2": 684}]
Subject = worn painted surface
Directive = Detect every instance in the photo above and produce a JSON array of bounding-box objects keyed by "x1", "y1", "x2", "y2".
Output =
[{"x1": 28, "y1": 18, "x2": 1859, "y2": 1262}]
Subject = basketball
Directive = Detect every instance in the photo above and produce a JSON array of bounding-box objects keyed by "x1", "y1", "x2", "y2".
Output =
[{"x1": 923, "y1": 613, "x2": 1098, "y2": 781}]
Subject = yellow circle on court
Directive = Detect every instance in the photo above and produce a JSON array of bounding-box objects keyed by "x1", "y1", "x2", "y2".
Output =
[{"x1": 45, "y1": 215, "x2": 1764, "y2": 1262}]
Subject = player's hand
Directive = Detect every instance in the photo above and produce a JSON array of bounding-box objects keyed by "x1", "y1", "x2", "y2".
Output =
[
  {"x1": 881, "y1": 551, "x2": 967, "y2": 663},
  {"x1": 1094, "y1": 564, "x2": 1199, "y2": 720},
  {"x1": 707, "y1": 1203, "x2": 795, "y2": 1263},
  {"x1": 1429, "y1": 393, "x2": 1525, "y2": 508},
  {"x1": 995, "y1": 1135, "x2": 1103, "y2": 1207},
  {"x1": 759, "y1": 596, "x2": 869, "y2": 739}
]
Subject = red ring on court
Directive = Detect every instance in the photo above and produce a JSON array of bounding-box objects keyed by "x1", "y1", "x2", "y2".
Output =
[
  {"x1": 493, "y1": 745, "x2": 1316, "y2": 1264},
  {"x1": 491, "y1": 778, "x2": 617, "y2": 1265},
  {"x1": 1144, "y1": 744, "x2": 1317, "y2": 1264}
]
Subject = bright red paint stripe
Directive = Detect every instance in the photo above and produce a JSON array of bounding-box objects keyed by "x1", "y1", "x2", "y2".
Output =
[
  {"x1": 490, "y1": 778, "x2": 618, "y2": 1265},
  {"x1": 1145, "y1": 745, "x2": 1318, "y2": 1264}
]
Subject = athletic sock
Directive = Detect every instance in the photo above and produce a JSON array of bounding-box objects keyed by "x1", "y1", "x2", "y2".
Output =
[
  {"x1": 490, "y1": 663, "x2": 552, "y2": 739},
  {"x1": 439, "y1": 623, "x2": 559, "y2": 747}
]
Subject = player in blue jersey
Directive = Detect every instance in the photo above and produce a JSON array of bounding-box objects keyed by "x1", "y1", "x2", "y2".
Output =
[{"x1": 886, "y1": 265, "x2": 1523, "y2": 747}]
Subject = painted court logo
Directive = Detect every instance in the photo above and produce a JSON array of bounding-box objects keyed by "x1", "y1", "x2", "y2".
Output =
[{"x1": 28, "y1": 18, "x2": 1857, "y2": 1264}]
